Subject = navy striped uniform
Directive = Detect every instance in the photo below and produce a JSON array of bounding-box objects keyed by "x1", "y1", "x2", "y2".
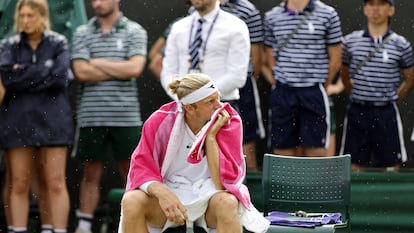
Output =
[
  {"x1": 264, "y1": 0, "x2": 342, "y2": 149},
  {"x1": 340, "y1": 29, "x2": 414, "y2": 167},
  {"x1": 221, "y1": 0, "x2": 265, "y2": 143}
]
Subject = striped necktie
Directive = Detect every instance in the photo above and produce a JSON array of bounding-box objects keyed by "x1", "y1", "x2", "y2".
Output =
[{"x1": 189, "y1": 18, "x2": 204, "y2": 72}]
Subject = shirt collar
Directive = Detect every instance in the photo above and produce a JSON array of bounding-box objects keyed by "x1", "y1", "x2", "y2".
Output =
[
  {"x1": 363, "y1": 27, "x2": 393, "y2": 43},
  {"x1": 284, "y1": 0, "x2": 315, "y2": 15},
  {"x1": 227, "y1": 0, "x2": 239, "y2": 3},
  {"x1": 220, "y1": 0, "x2": 239, "y2": 7},
  {"x1": 20, "y1": 30, "x2": 46, "y2": 45},
  {"x1": 91, "y1": 13, "x2": 126, "y2": 32},
  {"x1": 195, "y1": 1, "x2": 220, "y2": 22}
]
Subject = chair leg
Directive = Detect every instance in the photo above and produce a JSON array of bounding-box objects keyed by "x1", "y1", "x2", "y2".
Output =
[{"x1": 100, "y1": 202, "x2": 111, "y2": 233}]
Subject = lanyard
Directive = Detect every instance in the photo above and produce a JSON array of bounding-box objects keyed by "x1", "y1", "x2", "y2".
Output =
[{"x1": 188, "y1": 11, "x2": 220, "y2": 67}]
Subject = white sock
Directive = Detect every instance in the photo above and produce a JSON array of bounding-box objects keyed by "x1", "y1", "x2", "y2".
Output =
[
  {"x1": 41, "y1": 224, "x2": 53, "y2": 233},
  {"x1": 76, "y1": 210, "x2": 93, "y2": 230},
  {"x1": 54, "y1": 228, "x2": 67, "y2": 233},
  {"x1": 13, "y1": 227, "x2": 27, "y2": 233}
]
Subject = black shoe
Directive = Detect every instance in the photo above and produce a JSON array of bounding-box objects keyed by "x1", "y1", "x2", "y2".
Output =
[
  {"x1": 163, "y1": 225, "x2": 207, "y2": 233},
  {"x1": 163, "y1": 226, "x2": 185, "y2": 233}
]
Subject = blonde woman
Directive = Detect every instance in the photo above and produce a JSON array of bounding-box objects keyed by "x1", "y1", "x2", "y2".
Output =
[{"x1": 0, "y1": 0, "x2": 73, "y2": 232}]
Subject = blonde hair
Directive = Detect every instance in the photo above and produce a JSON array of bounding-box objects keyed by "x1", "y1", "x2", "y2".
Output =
[
  {"x1": 168, "y1": 73, "x2": 212, "y2": 100},
  {"x1": 14, "y1": 0, "x2": 50, "y2": 33}
]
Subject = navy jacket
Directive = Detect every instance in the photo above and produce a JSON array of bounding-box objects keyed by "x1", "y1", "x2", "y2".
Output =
[{"x1": 0, "y1": 30, "x2": 74, "y2": 149}]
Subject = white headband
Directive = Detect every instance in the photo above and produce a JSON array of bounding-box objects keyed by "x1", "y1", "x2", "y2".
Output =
[{"x1": 180, "y1": 81, "x2": 218, "y2": 105}]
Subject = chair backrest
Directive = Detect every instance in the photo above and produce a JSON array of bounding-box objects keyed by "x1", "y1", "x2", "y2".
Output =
[{"x1": 262, "y1": 153, "x2": 351, "y2": 222}]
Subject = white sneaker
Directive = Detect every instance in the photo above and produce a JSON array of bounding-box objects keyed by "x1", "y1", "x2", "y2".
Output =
[{"x1": 74, "y1": 227, "x2": 92, "y2": 233}]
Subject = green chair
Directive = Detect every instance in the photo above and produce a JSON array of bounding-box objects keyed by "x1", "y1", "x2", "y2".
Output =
[
  {"x1": 262, "y1": 154, "x2": 351, "y2": 233},
  {"x1": 100, "y1": 188, "x2": 125, "y2": 233}
]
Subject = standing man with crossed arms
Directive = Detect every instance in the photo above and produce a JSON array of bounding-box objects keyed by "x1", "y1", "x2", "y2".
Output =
[{"x1": 71, "y1": 0, "x2": 147, "y2": 232}]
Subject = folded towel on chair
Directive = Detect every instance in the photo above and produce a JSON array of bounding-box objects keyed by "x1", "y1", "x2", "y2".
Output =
[{"x1": 265, "y1": 211, "x2": 342, "y2": 228}]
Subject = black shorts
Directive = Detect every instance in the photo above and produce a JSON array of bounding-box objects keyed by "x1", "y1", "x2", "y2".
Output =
[
  {"x1": 340, "y1": 102, "x2": 406, "y2": 167},
  {"x1": 270, "y1": 83, "x2": 330, "y2": 149},
  {"x1": 238, "y1": 76, "x2": 265, "y2": 143},
  {"x1": 75, "y1": 126, "x2": 141, "y2": 162}
]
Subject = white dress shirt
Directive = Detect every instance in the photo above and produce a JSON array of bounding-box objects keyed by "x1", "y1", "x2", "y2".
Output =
[{"x1": 161, "y1": 3, "x2": 250, "y2": 101}]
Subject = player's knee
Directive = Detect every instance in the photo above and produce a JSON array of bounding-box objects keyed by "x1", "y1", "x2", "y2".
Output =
[
  {"x1": 213, "y1": 193, "x2": 239, "y2": 213},
  {"x1": 121, "y1": 189, "x2": 147, "y2": 215}
]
